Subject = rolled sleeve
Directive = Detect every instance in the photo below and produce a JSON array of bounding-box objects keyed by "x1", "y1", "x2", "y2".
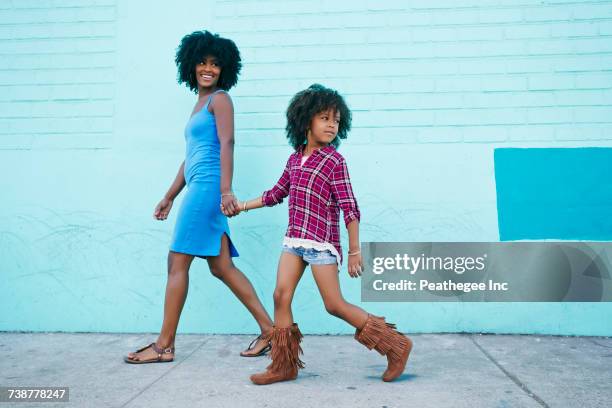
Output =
[
  {"x1": 330, "y1": 158, "x2": 361, "y2": 227},
  {"x1": 262, "y1": 157, "x2": 291, "y2": 207}
]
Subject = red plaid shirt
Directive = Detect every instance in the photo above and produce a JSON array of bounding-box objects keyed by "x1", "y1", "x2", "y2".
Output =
[{"x1": 262, "y1": 145, "x2": 360, "y2": 263}]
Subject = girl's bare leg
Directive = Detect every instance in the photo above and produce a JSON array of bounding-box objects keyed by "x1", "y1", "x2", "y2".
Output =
[
  {"x1": 311, "y1": 264, "x2": 369, "y2": 329},
  {"x1": 249, "y1": 252, "x2": 307, "y2": 384},
  {"x1": 273, "y1": 252, "x2": 307, "y2": 327},
  {"x1": 313, "y1": 264, "x2": 412, "y2": 382},
  {"x1": 207, "y1": 234, "x2": 274, "y2": 355}
]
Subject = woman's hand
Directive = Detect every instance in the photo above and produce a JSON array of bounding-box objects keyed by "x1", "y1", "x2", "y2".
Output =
[
  {"x1": 153, "y1": 197, "x2": 173, "y2": 220},
  {"x1": 221, "y1": 194, "x2": 239, "y2": 217},
  {"x1": 347, "y1": 252, "x2": 363, "y2": 278},
  {"x1": 229, "y1": 201, "x2": 244, "y2": 216}
]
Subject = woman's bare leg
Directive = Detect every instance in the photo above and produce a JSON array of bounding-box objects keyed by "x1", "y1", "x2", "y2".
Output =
[
  {"x1": 127, "y1": 251, "x2": 194, "y2": 361},
  {"x1": 207, "y1": 234, "x2": 274, "y2": 355}
]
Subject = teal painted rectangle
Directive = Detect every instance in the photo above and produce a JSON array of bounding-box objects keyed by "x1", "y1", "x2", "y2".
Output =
[{"x1": 494, "y1": 148, "x2": 612, "y2": 241}]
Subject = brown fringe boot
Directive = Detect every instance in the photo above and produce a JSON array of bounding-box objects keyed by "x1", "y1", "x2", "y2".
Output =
[
  {"x1": 355, "y1": 314, "x2": 413, "y2": 382},
  {"x1": 250, "y1": 323, "x2": 305, "y2": 385}
]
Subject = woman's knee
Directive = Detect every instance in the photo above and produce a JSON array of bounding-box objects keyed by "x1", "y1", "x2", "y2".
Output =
[
  {"x1": 207, "y1": 246, "x2": 235, "y2": 281},
  {"x1": 167, "y1": 252, "x2": 191, "y2": 278},
  {"x1": 209, "y1": 263, "x2": 230, "y2": 280}
]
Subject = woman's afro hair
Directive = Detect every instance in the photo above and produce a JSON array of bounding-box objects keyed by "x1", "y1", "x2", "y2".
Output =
[
  {"x1": 285, "y1": 84, "x2": 352, "y2": 150},
  {"x1": 175, "y1": 30, "x2": 242, "y2": 93}
]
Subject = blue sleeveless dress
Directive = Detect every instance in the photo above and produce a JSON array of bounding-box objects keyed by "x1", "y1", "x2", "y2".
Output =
[{"x1": 170, "y1": 90, "x2": 239, "y2": 258}]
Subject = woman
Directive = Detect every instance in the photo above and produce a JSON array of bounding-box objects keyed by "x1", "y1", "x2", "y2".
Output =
[{"x1": 125, "y1": 30, "x2": 273, "y2": 363}]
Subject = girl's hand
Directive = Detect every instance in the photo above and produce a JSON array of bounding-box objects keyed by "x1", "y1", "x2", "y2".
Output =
[
  {"x1": 154, "y1": 197, "x2": 173, "y2": 220},
  {"x1": 347, "y1": 252, "x2": 363, "y2": 278}
]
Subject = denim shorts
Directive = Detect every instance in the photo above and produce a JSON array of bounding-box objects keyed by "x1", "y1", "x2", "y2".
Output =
[{"x1": 282, "y1": 245, "x2": 338, "y2": 265}]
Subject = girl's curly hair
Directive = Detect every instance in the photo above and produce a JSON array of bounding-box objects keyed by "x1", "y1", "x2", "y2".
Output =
[
  {"x1": 175, "y1": 30, "x2": 242, "y2": 93},
  {"x1": 285, "y1": 84, "x2": 352, "y2": 150}
]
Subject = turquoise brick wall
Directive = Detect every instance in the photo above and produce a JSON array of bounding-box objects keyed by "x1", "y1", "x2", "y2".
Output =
[
  {"x1": 2, "y1": 0, "x2": 612, "y2": 335},
  {"x1": 495, "y1": 147, "x2": 612, "y2": 240}
]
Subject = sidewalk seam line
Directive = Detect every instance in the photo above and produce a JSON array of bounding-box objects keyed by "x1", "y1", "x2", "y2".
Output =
[
  {"x1": 118, "y1": 338, "x2": 211, "y2": 408},
  {"x1": 587, "y1": 338, "x2": 612, "y2": 349},
  {"x1": 469, "y1": 335, "x2": 550, "y2": 408}
]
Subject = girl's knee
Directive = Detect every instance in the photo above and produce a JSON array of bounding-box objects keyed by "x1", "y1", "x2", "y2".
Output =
[
  {"x1": 273, "y1": 288, "x2": 291, "y2": 308},
  {"x1": 324, "y1": 300, "x2": 346, "y2": 317}
]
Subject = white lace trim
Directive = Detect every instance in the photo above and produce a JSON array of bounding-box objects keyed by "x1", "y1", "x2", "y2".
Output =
[{"x1": 282, "y1": 237, "x2": 342, "y2": 265}]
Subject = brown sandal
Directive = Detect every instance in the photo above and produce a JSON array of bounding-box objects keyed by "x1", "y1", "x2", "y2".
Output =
[
  {"x1": 240, "y1": 334, "x2": 272, "y2": 357},
  {"x1": 124, "y1": 342, "x2": 175, "y2": 364}
]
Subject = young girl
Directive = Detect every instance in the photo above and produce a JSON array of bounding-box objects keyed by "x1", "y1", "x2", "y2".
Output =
[
  {"x1": 125, "y1": 31, "x2": 273, "y2": 364},
  {"x1": 223, "y1": 84, "x2": 413, "y2": 384}
]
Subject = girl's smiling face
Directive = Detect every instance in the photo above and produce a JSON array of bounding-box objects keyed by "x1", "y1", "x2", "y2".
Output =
[
  {"x1": 308, "y1": 108, "x2": 340, "y2": 146},
  {"x1": 195, "y1": 55, "x2": 221, "y2": 90}
]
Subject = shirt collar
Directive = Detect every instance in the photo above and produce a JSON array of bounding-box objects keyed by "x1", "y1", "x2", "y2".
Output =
[{"x1": 297, "y1": 144, "x2": 335, "y2": 156}]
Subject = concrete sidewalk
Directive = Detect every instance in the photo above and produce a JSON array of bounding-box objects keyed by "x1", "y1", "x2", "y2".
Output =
[{"x1": 1, "y1": 333, "x2": 611, "y2": 408}]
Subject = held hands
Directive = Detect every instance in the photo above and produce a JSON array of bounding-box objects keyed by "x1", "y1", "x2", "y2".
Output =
[
  {"x1": 153, "y1": 197, "x2": 173, "y2": 220},
  {"x1": 220, "y1": 193, "x2": 240, "y2": 217},
  {"x1": 347, "y1": 251, "x2": 363, "y2": 278}
]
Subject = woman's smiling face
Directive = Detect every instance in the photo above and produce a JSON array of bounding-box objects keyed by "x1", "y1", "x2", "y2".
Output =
[{"x1": 195, "y1": 55, "x2": 221, "y2": 90}]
